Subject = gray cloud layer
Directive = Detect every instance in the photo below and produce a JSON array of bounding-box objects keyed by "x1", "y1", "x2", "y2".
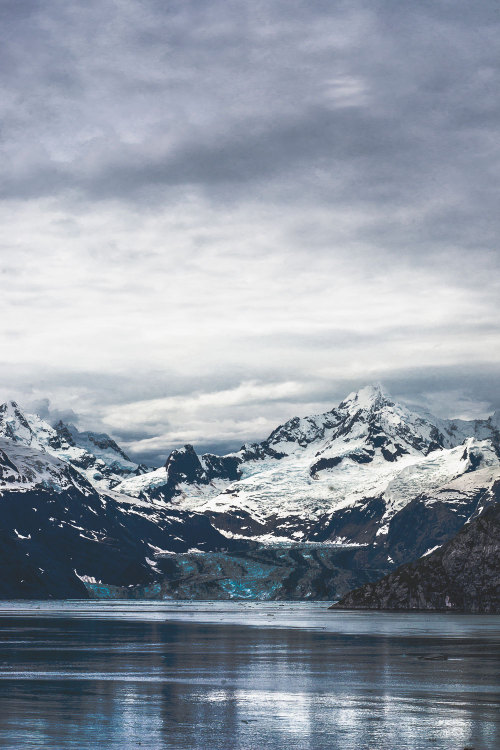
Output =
[{"x1": 1, "y1": 0, "x2": 499, "y2": 464}]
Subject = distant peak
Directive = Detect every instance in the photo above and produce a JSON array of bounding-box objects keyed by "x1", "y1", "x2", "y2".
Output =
[
  {"x1": 56, "y1": 421, "x2": 78, "y2": 434},
  {"x1": 339, "y1": 384, "x2": 389, "y2": 410},
  {"x1": 358, "y1": 383, "x2": 385, "y2": 398},
  {"x1": 0, "y1": 400, "x2": 31, "y2": 420},
  {"x1": 164, "y1": 443, "x2": 207, "y2": 485},
  {"x1": 0, "y1": 400, "x2": 21, "y2": 412}
]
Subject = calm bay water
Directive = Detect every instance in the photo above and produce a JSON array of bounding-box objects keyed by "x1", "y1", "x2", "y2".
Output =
[{"x1": 0, "y1": 601, "x2": 498, "y2": 749}]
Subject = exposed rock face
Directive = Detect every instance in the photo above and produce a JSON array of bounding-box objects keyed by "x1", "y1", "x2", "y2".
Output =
[
  {"x1": 202, "y1": 453, "x2": 242, "y2": 481},
  {"x1": 331, "y1": 499, "x2": 500, "y2": 612},
  {"x1": 165, "y1": 446, "x2": 242, "y2": 484},
  {"x1": 379, "y1": 477, "x2": 494, "y2": 567},
  {"x1": 164, "y1": 444, "x2": 208, "y2": 486}
]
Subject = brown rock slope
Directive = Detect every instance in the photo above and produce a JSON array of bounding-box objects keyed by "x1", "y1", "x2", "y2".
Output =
[{"x1": 330, "y1": 502, "x2": 500, "y2": 613}]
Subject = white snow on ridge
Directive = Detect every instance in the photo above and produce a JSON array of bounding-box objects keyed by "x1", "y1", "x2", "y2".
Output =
[
  {"x1": 0, "y1": 400, "x2": 139, "y2": 490},
  {"x1": 167, "y1": 438, "x2": 499, "y2": 527},
  {"x1": 1, "y1": 387, "x2": 499, "y2": 546},
  {"x1": 117, "y1": 466, "x2": 169, "y2": 496},
  {"x1": 0, "y1": 438, "x2": 79, "y2": 494},
  {"x1": 113, "y1": 384, "x2": 500, "y2": 542},
  {"x1": 421, "y1": 545, "x2": 441, "y2": 557},
  {"x1": 382, "y1": 438, "x2": 498, "y2": 521}
]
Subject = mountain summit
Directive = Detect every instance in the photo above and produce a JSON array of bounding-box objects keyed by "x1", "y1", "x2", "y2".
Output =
[
  {"x1": 116, "y1": 385, "x2": 500, "y2": 559},
  {"x1": 0, "y1": 401, "x2": 141, "y2": 488}
]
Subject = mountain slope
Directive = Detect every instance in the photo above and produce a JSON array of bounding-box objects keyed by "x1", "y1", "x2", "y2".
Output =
[
  {"x1": 0, "y1": 401, "x2": 143, "y2": 489},
  {"x1": 331, "y1": 496, "x2": 500, "y2": 612},
  {"x1": 425, "y1": 408, "x2": 500, "y2": 455},
  {"x1": 0, "y1": 437, "x2": 246, "y2": 598}
]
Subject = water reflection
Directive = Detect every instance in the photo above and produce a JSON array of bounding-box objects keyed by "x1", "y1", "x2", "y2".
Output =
[{"x1": 0, "y1": 603, "x2": 498, "y2": 749}]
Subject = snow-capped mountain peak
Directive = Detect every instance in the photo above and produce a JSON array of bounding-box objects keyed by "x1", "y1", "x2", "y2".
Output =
[
  {"x1": 338, "y1": 383, "x2": 387, "y2": 411},
  {"x1": 115, "y1": 384, "x2": 500, "y2": 547},
  {"x1": 53, "y1": 421, "x2": 139, "y2": 472},
  {"x1": 237, "y1": 384, "x2": 447, "y2": 471},
  {"x1": 0, "y1": 400, "x2": 141, "y2": 489},
  {"x1": 0, "y1": 437, "x2": 95, "y2": 496},
  {"x1": 0, "y1": 400, "x2": 56, "y2": 451}
]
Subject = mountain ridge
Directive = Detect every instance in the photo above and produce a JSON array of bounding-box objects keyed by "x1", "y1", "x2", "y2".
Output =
[
  {"x1": 1, "y1": 386, "x2": 498, "y2": 600},
  {"x1": 115, "y1": 385, "x2": 500, "y2": 552},
  {"x1": 0, "y1": 401, "x2": 144, "y2": 489}
]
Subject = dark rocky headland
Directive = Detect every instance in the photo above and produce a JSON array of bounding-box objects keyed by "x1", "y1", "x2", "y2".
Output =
[{"x1": 331, "y1": 501, "x2": 500, "y2": 613}]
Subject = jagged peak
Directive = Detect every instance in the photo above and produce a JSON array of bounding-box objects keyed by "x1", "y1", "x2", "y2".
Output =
[
  {"x1": 164, "y1": 443, "x2": 208, "y2": 485},
  {"x1": 0, "y1": 401, "x2": 138, "y2": 487},
  {"x1": 53, "y1": 420, "x2": 77, "y2": 446},
  {"x1": 53, "y1": 420, "x2": 135, "y2": 464},
  {"x1": 164, "y1": 443, "x2": 201, "y2": 467},
  {"x1": 0, "y1": 399, "x2": 23, "y2": 415},
  {"x1": 338, "y1": 384, "x2": 390, "y2": 412},
  {"x1": 0, "y1": 400, "x2": 40, "y2": 443},
  {"x1": 0, "y1": 400, "x2": 56, "y2": 430}
]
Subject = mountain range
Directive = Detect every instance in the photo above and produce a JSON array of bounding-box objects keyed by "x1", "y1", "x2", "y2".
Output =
[{"x1": 0, "y1": 386, "x2": 498, "y2": 602}]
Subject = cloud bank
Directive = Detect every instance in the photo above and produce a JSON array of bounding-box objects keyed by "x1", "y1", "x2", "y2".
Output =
[{"x1": 1, "y1": 0, "x2": 499, "y2": 463}]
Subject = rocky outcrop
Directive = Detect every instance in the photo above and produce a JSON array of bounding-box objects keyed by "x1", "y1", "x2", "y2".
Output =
[
  {"x1": 330, "y1": 500, "x2": 500, "y2": 612},
  {"x1": 202, "y1": 453, "x2": 242, "y2": 481},
  {"x1": 164, "y1": 444, "x2": 208, "y2": 486}
]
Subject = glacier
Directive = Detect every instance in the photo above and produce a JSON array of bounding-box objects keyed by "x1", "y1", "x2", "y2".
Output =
[{"x1": 0, "y1": 384, "x2": 498, "y2": 599}]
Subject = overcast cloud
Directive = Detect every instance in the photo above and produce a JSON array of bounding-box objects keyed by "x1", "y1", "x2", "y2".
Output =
[{"x1": 1, "y1": 0, "x2": 499, "y2": 464}]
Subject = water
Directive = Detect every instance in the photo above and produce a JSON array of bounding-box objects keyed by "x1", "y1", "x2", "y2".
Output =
[{"x1": 0, "y1": 601, "x2": 498, "y2": 749}]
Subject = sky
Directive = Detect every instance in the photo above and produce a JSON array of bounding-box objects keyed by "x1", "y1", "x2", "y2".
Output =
[{"x1": 1, "y1": 0, "x2": 499, "y2": 465}]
